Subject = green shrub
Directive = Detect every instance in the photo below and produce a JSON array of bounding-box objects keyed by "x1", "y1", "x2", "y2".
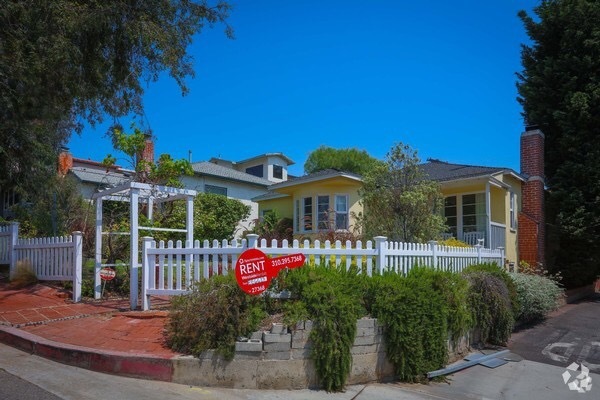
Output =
[
  {"x1": 371, "y1": 272, "x2": 449, "y2": 382},
  {"x1": 280, "y1": 265, "x2": 366, "y2": 392},
  {"x1": 510, "y1": 273, "x2": 564, "y2": 323},
  {"x1": 465, "y1": 272, "x2": 514, "y2": 345},
  {"x1": 407, "y1": 266, "x2": 473, "y2": 345},
  {"x1": 166, "y1": 274, "x2": 265, "y2": 360},
  {"x1": 463, "y1": 263, "x2": 520, "y2": 315}
]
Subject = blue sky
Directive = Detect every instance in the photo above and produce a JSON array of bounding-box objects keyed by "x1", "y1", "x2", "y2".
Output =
[{"x1": 67, "y1": 0, "x2": 539, "y2": 176}]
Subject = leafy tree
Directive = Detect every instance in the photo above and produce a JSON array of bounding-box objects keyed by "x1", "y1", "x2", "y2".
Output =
[
  {"x1": 103, "y1": 123, "x2": 193, "y2": 187},
  {"x1": 11, "y1": 174, "x2": 93, "y2": 239},
  {"x1": 517, "y1": 0, "x2": 600, "y2": 286},
  {"x1": 304, "y1": 146, "x2": 382, "y2": 175},
  {"x1": 357, "y1": 143, "x2": 445, "y2": 242},
  {"x1": 0, "y1": 0, "x2": 232, "y2": 196},
  {"x1": 152, "y1": 193, "x2": 250, "y2": 242}
]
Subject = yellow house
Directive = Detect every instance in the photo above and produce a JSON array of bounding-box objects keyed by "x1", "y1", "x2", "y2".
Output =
[
  {"x1": 253, "y1": 169, "x2": 363, "y2": 238},
  {"x1": 255, "y1": 162, "x2": 524, "y2": 265},
  {"x1": 420, "y1": 159, "x2": 524, "y2": 264}
]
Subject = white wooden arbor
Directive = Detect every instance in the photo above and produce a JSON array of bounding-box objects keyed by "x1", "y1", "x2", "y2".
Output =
[{"x1": 92, "y1": 182, "x2": 197, "y2": 309}]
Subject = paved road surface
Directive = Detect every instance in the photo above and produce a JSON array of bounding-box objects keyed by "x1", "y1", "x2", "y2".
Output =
[
  {"x1": 509, "y1": 293, "x2": 600, "y2": 373},
  {"x1": 0, "y1": 369, "x2": 62, "y2": 400},
  {"x1": 1, "y1": 342, "x2": 597, "y2": 400}
]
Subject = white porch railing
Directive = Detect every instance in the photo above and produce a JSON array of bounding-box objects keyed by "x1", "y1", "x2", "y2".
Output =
[
  {"x1": 141, "y1": 234, "x2": 504, "y2": 310},
  {"x1": 0, "y1": 222, "x2": 83, "y2": 302},
  {"x1": 490, "y1": 222, "x2": 507, "y2": 250}
]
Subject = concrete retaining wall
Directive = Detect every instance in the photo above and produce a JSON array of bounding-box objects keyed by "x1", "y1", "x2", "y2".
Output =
[{"x1": 171, "y1": 317, "x2": 473, "y2": 389}]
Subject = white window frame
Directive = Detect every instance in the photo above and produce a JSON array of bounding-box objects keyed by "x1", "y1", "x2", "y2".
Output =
[
  {"x1": 443, "y1": 191, "x2": 487, "y2": 241},
  {"x1": 334, "y1": 194, "x2": 349, "y2": 231},
  {"x1": 317, "y1": 195, "x2": 330, "y2": 231},
  {"x1": 204, "y1": 184, "x2": 228, "y2": 197},
  {"x1": 509, "y1": 191, "x2": 517, "y2": 231},
  {"x1": 302, "y1": 196, "x2": 313, "y2": 233}
]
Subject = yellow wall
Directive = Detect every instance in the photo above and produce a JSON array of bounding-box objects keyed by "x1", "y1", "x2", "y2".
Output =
[
  {"x1": 258, "y1": 197, "x2": 294, "y2": 219},
  {"x1": 258, "y1": 174, "x2": 523, "y2": 264},
  {"x1": 496, "y1": 174, "x2": 522, "y2": 265},
  {"x1": 257, "y1": 177, "x2": 362, "y2": 239},
  {"x1": 438, "y1": 175, "x2": 523, "y2": 265}
]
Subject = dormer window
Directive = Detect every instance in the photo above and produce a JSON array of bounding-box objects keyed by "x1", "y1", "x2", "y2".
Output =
[
  {"x1": 273, "y1": 165, "x2": 283, "y2": 180},
  {"x1": 245, "y1": 165, "x2": 264, "y2": 178}
]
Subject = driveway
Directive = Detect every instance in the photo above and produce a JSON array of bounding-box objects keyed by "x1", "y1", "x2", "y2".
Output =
[{"x1": 509, "y1": 293, "x2": 600, "y2": 373}]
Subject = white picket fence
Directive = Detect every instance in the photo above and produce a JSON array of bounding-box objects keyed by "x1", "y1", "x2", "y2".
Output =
[
  {"x1": 0, "y1": 223, "x2": 16, "y2": 265},
  {"x1": 141, "y1": 234, "x2": 504, "y2": 310},
  {"x1": 0, "y1": 223, "x2": 82, "y2": 302}
]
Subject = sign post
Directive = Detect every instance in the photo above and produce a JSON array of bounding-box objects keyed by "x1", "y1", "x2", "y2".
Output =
[{"x1": 235, "y1": 249, "x2": 306, "y2": 295}]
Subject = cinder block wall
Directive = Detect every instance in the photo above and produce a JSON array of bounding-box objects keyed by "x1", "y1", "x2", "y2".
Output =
[{"x1": 171, "y1": 318, "x2": 473, "y2": 389}]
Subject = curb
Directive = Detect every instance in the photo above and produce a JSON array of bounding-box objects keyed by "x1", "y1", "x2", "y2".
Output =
[{"x1": 0, "y1": 325, "x2": 175, "y2": 382}]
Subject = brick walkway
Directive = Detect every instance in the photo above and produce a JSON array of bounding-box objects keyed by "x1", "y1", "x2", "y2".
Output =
[{"x1": 0, "y1": 282, "x2": 178, "y2": 358}]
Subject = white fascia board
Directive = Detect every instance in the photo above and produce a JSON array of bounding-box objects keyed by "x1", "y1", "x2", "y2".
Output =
[{"x1": 270, "y1": 173, "x2": 362, "y2": 190}]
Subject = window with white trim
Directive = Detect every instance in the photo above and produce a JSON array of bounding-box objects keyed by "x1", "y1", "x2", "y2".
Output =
[
  {"x1": 510, "y1": 192, "x2": 517, "y2": 230},
  {"x1": 302, "y1": 197, "x2": 313, "y2": 232},
  {"x1": 462, "y1": 193, "x2": 486, "y2": 233},
  {"x1": 334, "y1": 195, "x2": 349, "y2": 230},
  {"x1": 317, "y1": 195, "x2": 329, "y2": 230},
  {"x1": 444, "y1": 196, "x2": 458, "y2": 237},
  {"x1": 205, "y1": 185, "x2": 227, "y2": 196},
  {"x1": 273, "y1": 165, "x2": 283, "y2": 180}
]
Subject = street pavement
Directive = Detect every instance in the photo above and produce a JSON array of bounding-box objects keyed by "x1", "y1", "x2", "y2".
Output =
[
  {"x1": 509, "y1": 293, "x2": 600, "y2": 373},
  {"x1": 1, "y1": 342, "x2": 598, "y2": 400}
]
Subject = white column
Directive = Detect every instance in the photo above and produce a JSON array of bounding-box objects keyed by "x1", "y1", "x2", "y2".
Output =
[
  {"x1": 130, "y1": 188, "x2": 139, "y2": 310},
  {"x1": 374, "y1": 236, "x2": 387, "y2": 275},
  {"x1": 186, "y1": 195, "x2": 194, "y2": 246},
  {"x1": 428, "y1": 240, "x2": 438, "y2": 268},
  {"x1": 147, "y1": 197, "x2": 153, "y2": 222},
  {"x1": 8, "y1": 222, "x2": 19, "y2": 280},
  {"x1": 72, "y1": 231, "x2": 83, "y2": 303},
  {"x1": 141, "y1": 236, "x2": 153, "y2": 311},
  {"x1": 94, "y1": 198, "x2": 103, "y2": 299}
]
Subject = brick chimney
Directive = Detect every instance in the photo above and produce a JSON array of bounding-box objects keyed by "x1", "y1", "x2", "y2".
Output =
[
  {"x1": 139, "y1": 133, "x2": 154, "y2": 165},
  {"x1": 58, "y1": 147, "x2": 73, "y2": 176},
  {"x1": 518, "y1": 126, "x2": 545, "y2": 266},
  {"x1": 136, "y1": 133, "x2": 155, "y2": 180}
]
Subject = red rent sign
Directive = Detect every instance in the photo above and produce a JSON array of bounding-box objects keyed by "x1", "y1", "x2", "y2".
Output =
[
  {"x1": 235, "y1": 249, "x2": 306, "y2": 295},
  {"x1": 99, "y1": 267, "x2": 116, "y2": 281}
]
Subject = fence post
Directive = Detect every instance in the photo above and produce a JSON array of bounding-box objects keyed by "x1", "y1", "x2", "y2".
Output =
[
  {"x1": 94, "y1": 197, "x2": 102, "y2": 300},
  {"x1": 475, "y1": 242, "x2": 483, "y2": 264},
  {"x1": 72, "y1": 231, "x2": 83, "y2": 303},
  {"x1": 142, "y1": 237, "x2": 153, "y2": 311},
  {"x1": 498, "y1": 247, "x2": 505, "y2": 269},
  {"x1": 374, "y1": 236, "x2": 387, "y2": 274},
  {"x1": 9, "y1": 222, "x2": 19, "y2": 280},
  {"x1": 428, "y1": 240, "x2": 438, "y2": 269},
  {"x1": 247, "y1": 234, "x2": 259, "y2": 249}
]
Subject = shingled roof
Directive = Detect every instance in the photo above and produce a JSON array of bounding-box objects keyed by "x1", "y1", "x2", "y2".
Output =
[
  {"x1": 268, "y1": 168, "x2": 362, "y2": 189},
  {"x1": 191, "y1": 161, "x2": 273, "y2": 186},
  {"x1": 420, "y1": 159, "x2": 522, "y2": 182},
  {"x1": 69, "y1": 166, "x2": 132, "y2": 187}
]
